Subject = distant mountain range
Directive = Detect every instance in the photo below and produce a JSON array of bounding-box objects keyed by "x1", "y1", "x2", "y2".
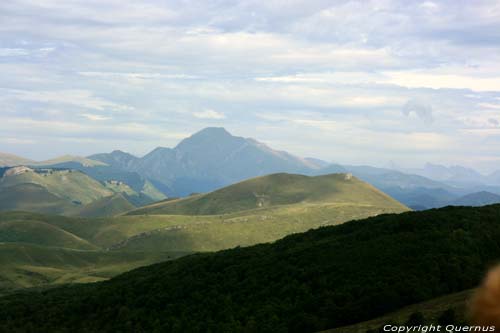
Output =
[
  {"x1": 89, "y1": 127, "x2": 320, "y2": 196},
  {"x1": 402, "y1": 162, "x2": 500, "y2": 188},
  {"x1": 449, "y1": 191, "x2": 500, "y2": 207},
  {"x1": 1, "y1": 127, "x2": 499, "y2": 211}
]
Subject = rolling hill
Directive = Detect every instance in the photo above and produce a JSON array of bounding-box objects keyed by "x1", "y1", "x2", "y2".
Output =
[
  {"x1": 0, "y1": 211, "x2": 189, "y2": 294},
  {"x1": 449, "y1": 191, "x2": 500, "y2": 207},
  {"x1": 0, "y1": 183, "x2": 76, "y2": 215},
  {"x1": 0, "y1": 166, "x2": 113, "y2": 205},
  {"x1": 0, "y1": 173, "x2": 408, "y2": 254},
  {"x1": 0, "y1": 174, "x2": 408, "y2": 292},
  {"x1": 0, "y1": 152, "x2": 33, "y2": 167},
  {"x1": 77, "y1": 193, "x2": 136, "y2": 218},
  {"x1": 0, "y1": 243, "x2": 185, "y2": 294},
  {"x1": 0, "y1": 166, "x2": 163, "y2": 216},
  {"x1": 41, "y1": 161, "x2": 168, "y2": 204},
  {"x1": 1, "y1": 204, "x2": 499, "y2": 332},
  {"x1": 129, "y1": 173, "x2": 407, "y2": 216},
  {"x1": 114, "y1": 173, "x2": 408, "y2": 252}
]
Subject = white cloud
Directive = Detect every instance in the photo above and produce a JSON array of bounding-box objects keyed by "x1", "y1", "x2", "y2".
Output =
[
  {"x1": 1, "y1": 0, "x2": 500, "y2": 170},
  {"x1": 78, "y1": 72, "x2": 197, "y2": 80},
  {"x1": 402, "y1": 99, "x2": 434, "y2": 124},
  {"x1": 193, "y1": 109, "x2": 226, "y2": 119},
  {"x1": 380, "y1": 71, "x2": 500, "y2": 92},
  {"x1": 479, "y1": 102, "x2": 500, "y2": 109},
  {"x1": 1, "y1": 89, "x2": 134, "y2": 112},
  {"x1": 80, "y1": 113, "x2": 111, "y2": 121},
  {"x1": 0, "y1": 137, "x2": 36, "y2": 144},
  {"x1": 0, "y1": 48, "x2": 29, "y2": 57}
]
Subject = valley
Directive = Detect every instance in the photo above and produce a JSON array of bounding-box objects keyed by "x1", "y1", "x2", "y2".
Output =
[
  {"x1": 1, "y1": 128, "x2": 499, "y2": 331},
  {"x1": 1, "y1": 204, "x2": 499, "y2": 332},
  {"x1": 0, "y1": 173, "x2": 408, "y2": 293}
]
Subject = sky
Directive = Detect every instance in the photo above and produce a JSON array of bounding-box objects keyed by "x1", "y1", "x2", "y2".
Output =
[{"x1": 1, "y1": 0, "x2": 500, "y2": 173}]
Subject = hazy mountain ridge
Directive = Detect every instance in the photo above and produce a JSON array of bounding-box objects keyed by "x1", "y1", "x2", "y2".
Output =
[
  {"x1": 449, "y1": 191, "x2": 500, "y2": 207},
  {"x1": 2, "y1": 127, "x2": 499, "y2": 209},
  {"x1": 0, "y1": 152, "x2": 34, "y2": 167},
  {"x1": 402, "y1": 162, "x2": 500, "y2": 187},
  {"x1": 90, "y1": 127, "x2": 318, "y2": 196}
]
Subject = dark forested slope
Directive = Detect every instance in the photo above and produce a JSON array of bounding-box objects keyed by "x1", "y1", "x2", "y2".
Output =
[{"x1": 1, "y1": 205, "x2": 500, "y2": 332}]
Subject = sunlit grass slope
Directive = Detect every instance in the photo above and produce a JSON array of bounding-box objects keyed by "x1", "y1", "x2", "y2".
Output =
[
  {"x1": 0, "y1": 167, "x2": 113, "y2": 205},
  {"x1": 0, "y1": 243, "x2": 185, "y2": 294},
  {"x1": 129, "y1": 173, "x2": 408, "y2": 215}
]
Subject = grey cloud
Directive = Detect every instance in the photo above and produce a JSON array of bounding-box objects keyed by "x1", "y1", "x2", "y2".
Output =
[{"x1": 402, "y1": 99, "x2": 434, "y2": 124}]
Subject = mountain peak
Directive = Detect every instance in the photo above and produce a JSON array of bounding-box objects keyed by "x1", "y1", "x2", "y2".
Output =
[
  {"x1": 175, "y1": 127, "x2": 238, "y2": 151},
  {"x1": 191, "y1": 127, "x2": 232, "y2": 139}
]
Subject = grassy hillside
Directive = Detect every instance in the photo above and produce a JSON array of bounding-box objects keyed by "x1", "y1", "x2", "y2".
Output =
[
  {"x1": 0, "y1": 174, "x2": 408, "y2": 295},
  {"x1": 0, "y1": 152, "x2": 33, "y2": 167},
  {"x1": 0, "y1": 218, "x2": 97, "y2": 250},
  {"x1": 78, "y1": 193, "x2": 135, "y2": 218},
  {"x1": 0, "y1": 243, "x2": 186, "y2": 294},
  {"x1": 104, "y1": 203, "x2": 405, "y2": 252},
  {"x1": 1, "y1": 205, "x2": 499, "y2": 332},
  {"x1": 0, "y1": 173, "x2": 408, "y2": 254},
  {"x1": 0, "y1": 167, "x2": 153, "y2": 216},
  {"x1": 0, "y1": 183, "x2": 76, "y2": 215},
  {"x1": 129, "y1": 173, "x2": 407, "y2": 216},
  {"x1": 0, "y1": 212, "x2": 189, "y2": 293},
  {"x1": 0, "y1": 167, "x2": 113, "y2": 205}
]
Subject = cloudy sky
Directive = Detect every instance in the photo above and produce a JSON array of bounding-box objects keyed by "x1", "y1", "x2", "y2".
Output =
[{"x1": 1, "y1": 0, "x2": 500, "y2": 172}]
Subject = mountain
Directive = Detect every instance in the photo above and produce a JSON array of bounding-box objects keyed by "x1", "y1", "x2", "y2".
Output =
[
  {"x1": 87, "y1": 150, "x2": 138, "y2": 170},
  {"x1": 0, "y1": 167, "x2": 144, "y2": 216},
  {"x1": 90, "y1": 127, "x2": 320, "y2": 196},
  {"x1": 314, "y1": 165, "x2": 457, "y2": 210},
  {"x1": 0, "y1": 152, "x2": 33, "y2": 167},
  {"x1": 1, "y1": 128, "x2": 473, "y2": 209},
  {"x1": 404, "y1": 163, "x2": 489, "y2": 187},
  {"x1": 487, "y1": 170, "x2": 500, "y2": 185},
  {"x1": 129, "y1": 173, "x2": 407, "y2": 216},
  {"x1": 34, "y1": 155, "x2": 107, "y2": 167},
  {"x1": 1, "y1": 204, "x2": 499, "y2": 332},
  {"x1": 304, "y1": 157, "x2": 330, "y2": 168},
  {"x1": 0, "y1": 152, "x2": 167, "y2": 207},
  {"x1": 449, "y1": 191, "x2": 500, "y2": 207}
]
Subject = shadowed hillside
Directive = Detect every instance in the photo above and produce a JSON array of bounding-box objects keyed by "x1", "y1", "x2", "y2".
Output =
[{"x1": 1, "y1": 205, "x2": 499, "y2": 332}]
